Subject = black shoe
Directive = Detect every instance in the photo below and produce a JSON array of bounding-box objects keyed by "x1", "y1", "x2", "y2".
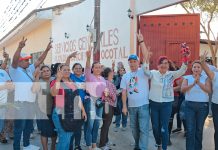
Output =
[
  {"x1": 0, "y1": 138, "x2": 7, "y2": 144},
  {"x1": 172, "y1": 128, "x2": 182, "y2": 133},
  {"x1": 74, "y1": 146, "x2": 82, "y2": 150},
  {"x1": 134, "y1": 148, "x2": 141, "y2": 150}
]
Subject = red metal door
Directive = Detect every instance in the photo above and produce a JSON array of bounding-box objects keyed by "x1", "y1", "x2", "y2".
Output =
[{"x1": 139, "y1": 14, "x2": 200, "y2": 71}]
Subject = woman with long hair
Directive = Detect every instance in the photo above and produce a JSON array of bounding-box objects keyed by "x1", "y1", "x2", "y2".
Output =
[{"x1": 181, "y1": 60, "x2": 211, "y2": 150}]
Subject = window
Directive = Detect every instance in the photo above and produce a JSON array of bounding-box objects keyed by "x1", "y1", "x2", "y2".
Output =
[{"x1": 31, "y1": 51, "x2": 43, "y2": 64}]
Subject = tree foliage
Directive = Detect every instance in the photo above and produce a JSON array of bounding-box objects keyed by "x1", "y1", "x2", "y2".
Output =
[{"x1": 181, "y1": 0, "x2": 218, "y2": 65}]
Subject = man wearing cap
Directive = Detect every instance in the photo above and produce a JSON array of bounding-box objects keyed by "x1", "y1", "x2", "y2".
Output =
[
  {"x1": 9, "y1": 37, "x2": 52, "y2": 150},
  {"x1": 120, "y1": 32, "x2": 150, "y2": 150}
]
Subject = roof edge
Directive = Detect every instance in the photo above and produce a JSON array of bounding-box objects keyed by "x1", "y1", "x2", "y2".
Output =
[{"x1": 0, "y1": 0, "x2": 84, "y2": 44}]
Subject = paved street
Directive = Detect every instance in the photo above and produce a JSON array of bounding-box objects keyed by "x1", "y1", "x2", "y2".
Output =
[{"x1": 0, "y1": 117, "x2": 215, "y2": 150}]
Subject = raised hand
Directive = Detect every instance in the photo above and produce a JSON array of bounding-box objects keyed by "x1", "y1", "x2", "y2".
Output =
[
  {"x1": 56, "y1": 69, "x2": 63, "y2": 81},
  {"x1": 136, "y1": 30, "x2": 144, "y2": 42},
  {"x1": 3, "y1": 51, "x2": 9, "y2": 59},
  {"x1": 45, "y1": 41, "x2": 52, "y2": 51},
  {"x1": 18, "y1": 37, "x2": 27, "y2": 49},
  {"x1": 86, "y1": 49, "x2": 92, "y2": 58},
  {"x1": 200, "y1": 51, "x2": 208, "y2": 63},
  {"x1": 112, "y1": 60, "x2": 115, "y2": 69},
  {"x1": 68, "y1": 51, "x2": 78, "y2": 59}
]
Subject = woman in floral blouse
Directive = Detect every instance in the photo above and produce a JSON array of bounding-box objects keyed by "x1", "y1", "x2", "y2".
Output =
[{"x1": 99, "y1": 67, "x2": 117, "y2": 150}]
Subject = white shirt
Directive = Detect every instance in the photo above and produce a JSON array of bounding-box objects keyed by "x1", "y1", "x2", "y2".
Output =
[
  {"x1": 120, "y1": 68, "x2": 149, "y2": 107},
  {"x1": 212, "y1": 72, "x2": 218, "y2": 104},
  {"x1": 9, "y1": 64, "x2": 36, "y2": 102},
  {"x1": 0, "y1": 69, "x2": 11, "y2": 104},
  {"x1": 184, "y1": 75, "x2": 209, "y2": 102},
  {"x1": 143, "y1": 63, "x2": 187, "y2": 103}
]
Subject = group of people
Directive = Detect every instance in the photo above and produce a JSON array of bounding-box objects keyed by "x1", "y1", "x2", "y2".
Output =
[{"x1": 0, "y1": 32, "x2": 218, "y2": 150}]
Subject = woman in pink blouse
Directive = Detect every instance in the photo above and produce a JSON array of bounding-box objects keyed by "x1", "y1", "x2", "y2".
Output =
[
  {"x1": 85, "y1": 50, "x2": 106, "y2": 150},
  {"x1": 99, "y1": 67, "x2": 117, "y2": 149}
]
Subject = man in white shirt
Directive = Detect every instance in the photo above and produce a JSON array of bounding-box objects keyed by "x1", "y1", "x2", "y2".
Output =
[
  {"x1": 121, "y1": 32, "x2": 150, "y2": 150},
  {"x1": 9, "y1": 37, "x2": 52, "y2": 150}
]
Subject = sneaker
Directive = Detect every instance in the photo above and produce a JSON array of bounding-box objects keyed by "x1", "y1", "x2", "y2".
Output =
[
  {"x1": 106, "y1": 141, "x2": 115, "y2": 147},
  {"x1": 114, "y1": 126, "x2": 119, "y2": 132},
  {"x1": 101, "y1": 146, "x2": 111, "y2": 150},
  {"x1": 23, "y1": 144, "x2": 40, "y2": 150},
  {"x1": 0, "y1": 133, "x2": 8, "y2": 144},
  {"x1": 172, "y1": 128, "x2": 182, "y2": 133},
  {"x1": 122, "y1": 126, "x2": 127, "y2": 131}
]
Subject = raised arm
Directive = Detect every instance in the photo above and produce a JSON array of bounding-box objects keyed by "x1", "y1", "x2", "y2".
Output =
[
  {"x1": 31, "y1": 67, "x2": 41, "y2": 93},
  {"x1": 50, "y1": 69, "x2": 63, "y2": 96},
  {"x1": 136, "y1": 31, "x2": 150, "y2": 63},
  {"x1": 34, "y1": 41, "x2": 52, "y2": 68},
  {"x1": 200, "y1": 51, "x2": 215, "y2": 80},
  {"x1": 12, "y1": 37, "x2": 27, "y2": 68},
  {"x1": 65, "y1": 51, "x2": 78, "y2": 65},
  {"x1": 172, "y1": 63, "x2": 187, "y2": 80}
]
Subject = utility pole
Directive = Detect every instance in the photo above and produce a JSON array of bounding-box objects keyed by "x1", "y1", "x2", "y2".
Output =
[{"x1": 93, "y1": 0, "x2": 100, "y2": 62}]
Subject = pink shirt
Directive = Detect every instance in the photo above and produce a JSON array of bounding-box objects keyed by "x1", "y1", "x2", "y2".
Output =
[
  {"x1": 85, "y1": 67, "x2": 106, "y2": 98},
  {"x1": 102, "y1": 80, "x2": 117, "y2": 107}
]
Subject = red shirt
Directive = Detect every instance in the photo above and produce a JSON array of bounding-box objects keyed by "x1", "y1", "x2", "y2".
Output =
[{"x1": 173, "y1": 77, "x2": 182, "y2": 97}]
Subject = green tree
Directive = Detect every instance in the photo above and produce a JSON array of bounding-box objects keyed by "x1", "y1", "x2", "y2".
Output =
[{"x1": 181, "y1": 0, "x2": 218, "y2": 66}]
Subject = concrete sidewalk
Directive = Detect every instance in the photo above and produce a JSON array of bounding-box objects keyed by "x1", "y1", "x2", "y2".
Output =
[{"x1": 0, "y1": 117, "x2": 215, "y2": 150}]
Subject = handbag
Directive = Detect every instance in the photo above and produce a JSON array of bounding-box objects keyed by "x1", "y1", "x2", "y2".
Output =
[
  {"x1": 95, "y1": 98, "x2": 104, "y2": 108},
  {"x1": 60, "y1": 82, "x2": 84, "y2": 132}
]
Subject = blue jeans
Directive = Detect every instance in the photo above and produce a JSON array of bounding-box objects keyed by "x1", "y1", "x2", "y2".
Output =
[
  {"x1": 0, "y1": 108, "x2": 6, "y2": 132},
  {"x1": 185, "y1": 101, "x2": 209, "y2": 150},
  {"x1": 52, "y1": 109, "x2": 73, "y2": 150},
  {"x1": 212, "y1": 103, "x2": 218, "y2": 150},
  {"x1": 128, "y1": 104, "x2": 149, "y2": 150},
  {"x1": 150, "y1": 101, "x2": 172, "y2": 150},
  {"x1": 115, "y1": 98, "x2": 128, "y2": 127},
  {"x1": 13, "y1": 120, "x2": 33, "y2": 150},
  {"x1": 83, "y1": 99, "x2": 103, "y2": 146},
  {"x1": 0, "y1": 120, "x2": 4, "y2": 132}
]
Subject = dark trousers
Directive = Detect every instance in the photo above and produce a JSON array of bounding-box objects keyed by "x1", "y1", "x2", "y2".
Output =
[
  {"x1": 212, "y1": 103, "x2": 218, "y2": 150},
  {"x1": 168, "y1": 96, "x2": 183, "y2": 136},
  {"x1": 150, "y1": 101, "x2": 172, "y2": 150},
  {"x1": 99, "y1": 105, "x2": 114, "y2": 147},
  {"x1": 13, "y1": 119, "x2": 33, "y2": 150},
  {"x1": 185, "y1": 101, "x2": 209, "y2": 150}
]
